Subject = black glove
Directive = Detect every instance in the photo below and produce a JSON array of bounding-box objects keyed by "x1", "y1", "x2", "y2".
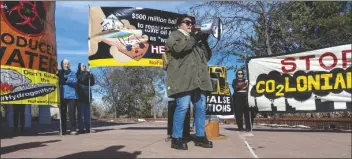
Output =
[{"x1": 195, "y1": 32, "x2": 209, "y2": 41}]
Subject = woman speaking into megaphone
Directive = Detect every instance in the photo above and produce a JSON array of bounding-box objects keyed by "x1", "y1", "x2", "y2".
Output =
[{"x1": 164, "y1": 14, "x2": 214, "y2": 150}]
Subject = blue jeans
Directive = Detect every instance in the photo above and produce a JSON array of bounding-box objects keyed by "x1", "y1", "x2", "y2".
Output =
[
  {"x1": 78, "y1": 102, "x2": 91, "y2": 132},
  {"x1": 172, "y1": 89, "x2": 206, "y2": 138}
]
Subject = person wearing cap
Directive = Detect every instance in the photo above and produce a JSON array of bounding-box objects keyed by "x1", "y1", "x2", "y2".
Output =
[
  {"x1": 76, "y1": 63, "x2": 95, "y2": 133},
  {"x1": 164, "y1": 14, "x2": 214, "y2": 150},
  {"x1": 58, "y1": 59, "x2": 79, "y2": 135}
]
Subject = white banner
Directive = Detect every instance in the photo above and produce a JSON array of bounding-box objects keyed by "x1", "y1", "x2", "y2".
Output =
[{"x1": 247, "y1": 44, "x2": 352, "y2": 112}]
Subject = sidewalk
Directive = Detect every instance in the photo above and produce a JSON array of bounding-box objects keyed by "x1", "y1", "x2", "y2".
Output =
[{"x1": 1, "y1": 120, "x2": 351, "y2": 158}]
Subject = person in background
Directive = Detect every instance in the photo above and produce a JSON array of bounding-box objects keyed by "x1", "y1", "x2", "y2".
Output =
[
  {"x1": 232, "y1": 70, "x2": 251, "y2": 132},
  {"x1": 13, "y1": 104, "x2": 26, "y2": 133},
  {"x1": 58, "y1": 59, "x2": 79, "y2": 135},
  {"x1": 76, "y1": 63, "x2": 95, "y2": 133},
  {"x1": 164, "y1": 14, "x2": 214, "y2": 150}
]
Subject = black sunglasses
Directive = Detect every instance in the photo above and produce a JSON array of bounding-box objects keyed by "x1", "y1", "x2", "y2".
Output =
[{"x1": 181, "y1": 20, "x2": 193, "y2": 26}]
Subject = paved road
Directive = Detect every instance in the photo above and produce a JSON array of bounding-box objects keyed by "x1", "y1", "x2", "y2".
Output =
[
  {"x1": 1, "y1": 121, "x2": 351, "y2": 158},
  {"x1": 243, "y1": 127, "x2": 352, "y2": 158}
]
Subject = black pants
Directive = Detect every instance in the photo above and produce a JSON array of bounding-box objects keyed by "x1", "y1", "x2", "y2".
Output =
[
  {"x1": 233, "y1": 92, "x2": 251, "y2": 130},
  {"x1": 13, "y1": 104, "x2": 26, "y2": 131},
  {"x1": 60, "y1": 99, "x2": 77, "y2": 133}
]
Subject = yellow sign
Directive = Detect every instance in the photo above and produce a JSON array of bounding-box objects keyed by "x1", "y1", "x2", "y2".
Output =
[
  {"x1": 206, "y1": 66, "x2": 232, "y2": 115},
  {"x1": 0, "y1": 65, "x2": 59, "y2": 105},
  {"x1": 208, "y1": 66, "x2": 231, "y2": 95},
  {"x1": 0, "y1": 1, "x2": 58, "y2": 105},
  {"x1": 89, "y1": 58, "x2": 163, "y2": 68}
]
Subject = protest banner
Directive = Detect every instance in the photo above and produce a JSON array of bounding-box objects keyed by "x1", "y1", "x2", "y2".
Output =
[
  {"x1": 247, "y1": 44, "x2": 352, "y2": 112},
  {"x1": 88, "y1": 7, "x2": 194, "y2": 67},
  {"x1": 0, "y1": 1, "x2": 59, "y2": 106},
  {"x1": 206, "y1": 66, "x2": 233, "y2": 115}
]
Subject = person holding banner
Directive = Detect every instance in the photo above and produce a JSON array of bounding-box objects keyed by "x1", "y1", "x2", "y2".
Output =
[
  {"x1": 58, "y1": 59, "x2": 79, "y2": 135},
  {"x1": 232, "y1": 70, "x2": 251, "y2": 132},
  {"x1": 165, "y1": 14, "x2": 214, "y2": 150},
  {"x1": 76, "y1": 63, "x2": 95, "y2": 133}
]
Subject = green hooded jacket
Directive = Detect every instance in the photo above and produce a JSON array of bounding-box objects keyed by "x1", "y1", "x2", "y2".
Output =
[{"x1": 164, "y1": 29, "x2": 214, "y2": 97}]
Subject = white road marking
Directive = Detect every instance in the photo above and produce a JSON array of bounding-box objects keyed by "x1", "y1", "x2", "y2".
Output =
[{"x1": 238, "y1": 131, "x2": 258, "y2": 158}]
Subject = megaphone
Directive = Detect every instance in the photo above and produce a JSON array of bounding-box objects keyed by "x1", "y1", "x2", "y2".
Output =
[{"x1": 193, "y1": 17, "x2": 223, "y2": 40}]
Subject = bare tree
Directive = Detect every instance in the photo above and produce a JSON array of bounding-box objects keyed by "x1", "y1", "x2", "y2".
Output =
[
  {"x1": 94, "y1": 66, "x2": 166, "y2": 118},
  {"x1": 176, "y1": 1, "x2": 283, "y2": 70},
  {"x1": 184, "y1": 1, "x2": 351, "y2": 68}
]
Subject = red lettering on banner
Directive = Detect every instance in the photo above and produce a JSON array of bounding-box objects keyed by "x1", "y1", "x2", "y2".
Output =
[
  {"x1": 299, "y1": 55, "x2": 315, "y2": 71},
  {"x1": 319, "y1": 52, "x2": 337, "y2": 70},
  {"x1": 281, "y1": 48, "x2": 350, "y2": 72},
  {"x1": 281, "y1": 57, "x2": 296, "y2": 73},
  {"x1": 342, "y1": 50, "x2": 352, "y2": 68}
]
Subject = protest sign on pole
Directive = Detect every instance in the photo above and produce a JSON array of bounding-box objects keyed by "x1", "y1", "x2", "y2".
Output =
[
  {"x1": 88, "y1": 7, "x2": 194, "y2": 68},
  {"x1": 0, "y1": 1, "x2": 59, "y2": 106},
  {"x1": 247, "y1": 44, "x2": 352, "y2": 112}
]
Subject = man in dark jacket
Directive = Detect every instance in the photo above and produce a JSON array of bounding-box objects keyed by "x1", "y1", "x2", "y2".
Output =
[
  {"x1": 76, "y1": 63, "x2": 95, "y2": 133},
  {"x1": 164, "y1": 14, "x2": 214, "y2": 150},
  {"x1": 58, "y1": 59, "x2": 79, "y2": 135}
]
